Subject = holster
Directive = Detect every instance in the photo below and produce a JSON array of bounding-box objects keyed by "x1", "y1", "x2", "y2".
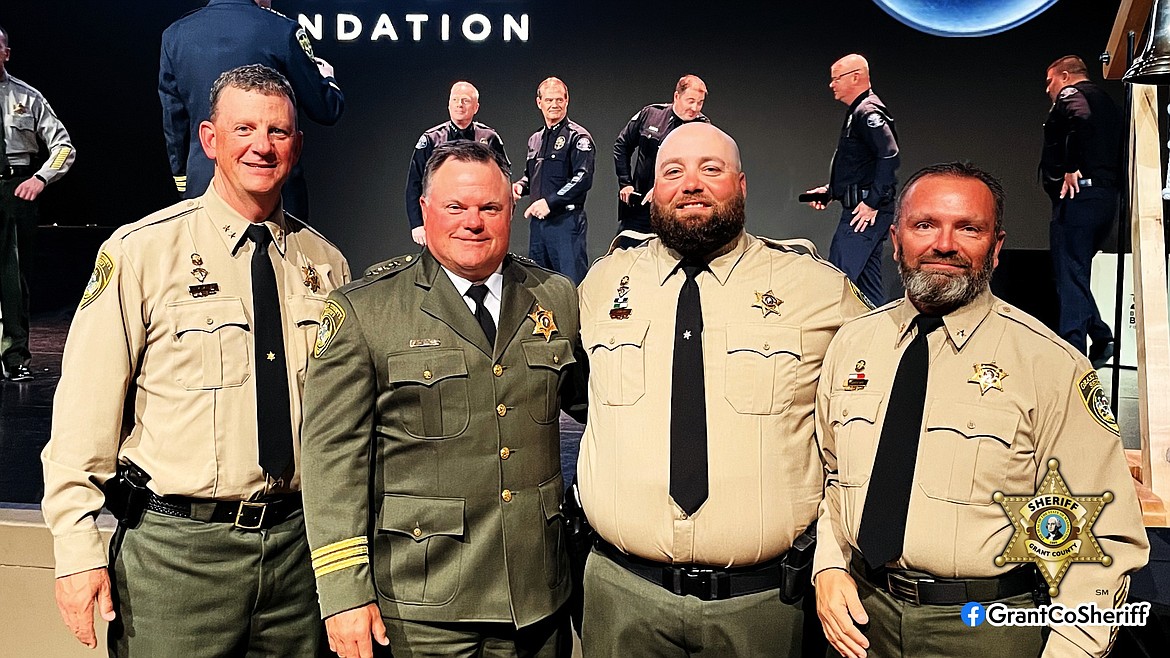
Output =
[
  {"x1": 102, "y1": 460, "x2": 152, "y2": 529},
  {"x1": 561, "y1": 479, "x2": 595, "y2": 635},
  {"x1": 780, "y1": 525, "x2": 816, "y2": 604}
]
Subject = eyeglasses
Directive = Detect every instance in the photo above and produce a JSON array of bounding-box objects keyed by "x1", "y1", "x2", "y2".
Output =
[{"x1": 829, "y1": 68, "x2": 861, "y2": 84}]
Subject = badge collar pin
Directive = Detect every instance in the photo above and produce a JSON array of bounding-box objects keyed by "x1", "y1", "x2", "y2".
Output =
[{"x1": 302, "y1": 264, "x2": 321, "y2": 293}]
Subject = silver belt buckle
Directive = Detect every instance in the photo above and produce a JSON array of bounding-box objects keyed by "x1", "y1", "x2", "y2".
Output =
[
  {"x1": 887, "y1": 572, "x2": 922, "y2": 605},
  {"x1": 234, "y1": 500, "x2": 268, "y2": 530}
]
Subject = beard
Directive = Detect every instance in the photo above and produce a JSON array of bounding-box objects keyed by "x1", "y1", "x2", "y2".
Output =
[
  {"x1": 898, "y1": 246, "x2": 995, "y2": 315},
  {"x1": 650, "y1": 191, "x2": 746, "y2": 259}
]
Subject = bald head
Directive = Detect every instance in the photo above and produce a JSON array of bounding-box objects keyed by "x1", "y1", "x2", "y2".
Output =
[
  {"x1": 829, "y1": 53, "x2": 872, "y2": 105},
  {"x1": 656, "y1": 122, "x2": 742, "y2": 176},
  {"x1": 448, "y1": 81, "x2": 480, "y2": 129}
]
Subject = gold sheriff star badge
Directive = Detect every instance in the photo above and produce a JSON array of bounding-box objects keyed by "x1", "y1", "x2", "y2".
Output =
[
  {"x1": 752, "y1": 290, "x2": 783, "y2": 318},
  {"x1": 968, "y1": 362, "x2": 1008, "y2": 395},
  {"x1": 993, "y1": 459, "x2": 1112, "y2": 596},
  {"x1": 528, "y1": 304, "x2": 558, "y2": 341}
]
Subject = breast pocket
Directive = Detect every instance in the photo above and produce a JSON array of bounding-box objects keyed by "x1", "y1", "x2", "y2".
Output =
[
  {"x1": 827, "y1": 391, "x2": 885, "y2": 486},
  {"x1": 586, "y1": 320, "x2": 649, "y2": 406},
  {"x1": 387, "y1": 349, "x2": 470, "y2": 439},
  {"x1": 286, "y1": 294, "x2": 327, "y2": 385},
  {"x1": 723, "y1": 324, "x2": 802, "y2": 415},
  {"x1": 8, "y1": 114, "x2": 38, "y2": 152},
  {"x1": 522, "y1": 339, "x2": 576, "y2": 424},
  {"x1": 919, "y1": 402, "x2": 1019, "y2": 504},
  {"x1": 373, "y1": 494, "x2": 465, "y2": 605},
  {"x1": 166, "y1": 297, "x2": 251, "y2": 390}
]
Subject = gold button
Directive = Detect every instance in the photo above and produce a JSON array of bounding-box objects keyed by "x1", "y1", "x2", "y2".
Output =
[
  {"x1": 967, "y1": 421, "x2": 976, "y2": 429},
  {"x1": 763, "y1": 342, "x2": 770, "y2": 351},
  {"x1": 500, "y1": 447, "x2": 511, "y2": 460},
  {"x1": 423, "y1": 370, "x2": 432, "y2": 380},
  {"x1": 405, "y1": 255, "x2": 413, "y2": 262},
  {"x1": 842, "y1": 409, "x2": 849, "y2": 417},
  {"x1": 497, "y1": 404, "x2": 507, "y2": 417},
  {"x1": 493, "y1": 364, "x2": 504, "y2": 377},
  {"x1": 609, "y1": 337, "x2": 615, "y2": 345},
  {"x1": 412, "y1": 527, "x2": 422, "y2": 538},
  {"x1": 206, "y1": 317, "x2": 214, "y2": 325},
  {"x1": 501, "y1": 489, "x2": 513, "y2": 502},
  {"x1": 679, "y1": 511, "x2": 688, "y2": 520},
  {"x1": 552, "y1": 355, "x2": 560, "y2": 364}
]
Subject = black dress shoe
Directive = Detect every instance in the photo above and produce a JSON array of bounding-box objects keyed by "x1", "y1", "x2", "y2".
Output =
[
  {"x1": 1089, "y1": 340, "x2": 1115, "y2": 369},
  {"x1": 5, "y1": 364, "x2": 33, "y2": 381}
]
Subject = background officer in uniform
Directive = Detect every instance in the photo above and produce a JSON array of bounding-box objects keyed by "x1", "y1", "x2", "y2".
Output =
[
  {"x1": 814, "y1": 162, "x2": 1148, "y2": 658},
  {"x1": 0, "y1": 23, "x2": 75, "y2": 381},
  {"x1": 1039, "y1": 55, "x2": 1121, "y2": 367},
  {"x1": 512, "y1": 77, "x2": 595, "y2": 285},
  {"x1": 578, "y1": 122, "x2": 868, "y2": 657},
  {"x1": 405, "y1": 81, "x2": 510, "y2": 247},
  {"x1": 805, "y1": 54, "x2": 899, "y2": 306},
  {"x1": 42, "y1": 65, "x2": 350, "y2": 655},
  {"x1": 302, "y1": 140, "x2": 585, "y2": 658},
  {"x1": 612, "y1": 74, "x2": 708, "y2": 249},
  {"x1": 160, "y1": 0, "x2": 344, "y2": 220}
]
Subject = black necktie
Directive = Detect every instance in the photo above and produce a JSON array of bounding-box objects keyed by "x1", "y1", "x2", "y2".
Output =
[
  {"x1": 466, "y1": 283, "x2": 496, "y2": 346},
  {"x1": 669, "y1": 263, "x2": 708, "y2": 516},
  {"x1": 246, "y1": 224, "x2": 294, "y2": 479},
  {"x1": 857, "y1": 314, "x2": 946, "y2": 569}
]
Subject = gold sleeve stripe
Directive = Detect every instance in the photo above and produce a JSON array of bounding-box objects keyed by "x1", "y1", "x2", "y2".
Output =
[
  {"x1": 49, "y1": 147, "x2": 71, "y2": 170},
  {"x1": 314, "y1": 556, "x2": 368, "y2": 579},
  {"x1": 311, "y1": 536, "x2": 367, "y2": 560},
  {"x1": 311, "y1": 545, "x2": 368, "y2": 570}
]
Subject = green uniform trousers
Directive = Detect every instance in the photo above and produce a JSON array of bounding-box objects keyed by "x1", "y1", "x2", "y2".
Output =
[
  {"x1": 845, "y1": 566, "x2": 1046, "y2": 658},
  {"x1": 581, "y1": 548, "x2": 804, "y2": 657},
  {"x1": 0, "y1": 178, "x2": 36, "y2": 370},
  {"x1": 379, "y1": 608, "x2": 571, "y2": 658},
  {"x1": 108, "y1": 508, "x2": 323, "y2": 657}
]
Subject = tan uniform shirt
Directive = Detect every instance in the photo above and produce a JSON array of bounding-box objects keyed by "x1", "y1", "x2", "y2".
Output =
[
  {"x1": 578, "y1": 233, "x2": 869, "y2": 566},
  {"x1": 0, "y1": 73, "x2": 75, "y2": 183},
  {"x1": 814, "y1": 291, "x2": 1149, "y2": 657},
  {"x1": 42, "y1": 184, "x2": 350, "y2": 577}
]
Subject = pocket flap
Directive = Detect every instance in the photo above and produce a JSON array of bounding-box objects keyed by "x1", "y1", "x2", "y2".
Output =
[
  {"x1": 287, "y1": 293, "x2": 328, "y2": 326},
  {"x1": 726, "y1": 323, "x2": 802, "y2": 358},
  {"x1": 588, "y1": 320, "x2": 649, "y2": 351},
  {"x1": 538, "y1": 474, "x2": 565, "y2": 521},
  {"x1": 828, "y1": 391, "x2": 884, "y2": 426},
  {"x1": 167, "y1": 297, "x2": 249, "y2": 336},
  {"x1": 522, "y1": 338, "x2": 576, "y2": 372},
  {"x1": 387, "y1": 348, "x2": 468, "y2": 387},
  {"x1": 926, "y1": 402, "x2": 1017, "y2": 447},
  {"x1": 379, "y1": 494, "x2": 466, "y2": 542}
]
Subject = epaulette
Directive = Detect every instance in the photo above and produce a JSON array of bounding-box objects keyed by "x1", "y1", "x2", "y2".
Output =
[
  {"x1": 993, "y1": 300, "x2": 1086, "y2": 364},
  {"x1": 605, "y1": 231, "x2": 654, "y2": 256},
  {"x1": 261, "y1": 5, "x2": 293, "y2": 21},
  {"x1": 115, "y1": 198, "x2": 202, "y2": 241},
  {"x1": 284, "y1": 212, "x2": 342, "y2": 251},
  {"x1": 362, "y1": 253, "x2": 421, "y2": 279},
  {"x1": 757, "y1": 235, "x2": 875, "y2": 309}
]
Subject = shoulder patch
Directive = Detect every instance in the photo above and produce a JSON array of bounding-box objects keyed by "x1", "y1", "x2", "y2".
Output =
[
  {"x1": 865, "y1": 112, "x2": 886, "y2": 128},
  {"x1": 314, "y1": 300, "x2": 346, "y2": 358},
  {"x1": 79, "y1": 251, "x2": 115, "y2": 311},
  {"x1": 1076, "y1": 370, "x2": 1120, "y2": 435},
  {"x1": 576, "y1": 136, "x2": 592, "y2": 151},
  {"x1": 1059, "y1": 86, "x2": 1079, "y2": 100},
  {"x1": 415, "y1": 134, "x2": 429, "y2": 150},
  {"x1": 295, "y1": 27, "x2": 315, "y2": 58}
]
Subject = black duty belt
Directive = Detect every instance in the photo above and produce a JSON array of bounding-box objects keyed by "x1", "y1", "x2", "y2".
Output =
[
  {"x1": 0, "y1": 165, "x2": 33, "y2": 179},
  {"x1": 145, "y1": 491, "x2": 302, "y2": 531},
  {"x1": 596, "y1": 539, "x2": 783, "y2": 601},
  {"x1": 851, "y1": 554, "x2": 1039, "y2": 606}
]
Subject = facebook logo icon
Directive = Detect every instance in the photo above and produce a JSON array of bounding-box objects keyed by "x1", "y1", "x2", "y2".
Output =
[{"x1": 961, "y1": 602, "x2": 985, "y2": 627}]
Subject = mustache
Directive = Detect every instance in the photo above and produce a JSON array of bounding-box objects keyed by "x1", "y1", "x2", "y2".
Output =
[{"x1": 918, "y1": 253, "x2": 971, "y2": 269}]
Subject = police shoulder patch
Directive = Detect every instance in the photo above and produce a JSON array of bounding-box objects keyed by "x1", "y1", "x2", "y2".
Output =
[
  {"x1": 1059, "y1": 86, "x2": 1079, "y2": 100},
  {"x1": 576, "y1": 136, "x2": 592, "y2": 151},
  {"x1": 1076, "y1": 370, "x2": 1120, "y2": 435},
  {"x1": 314, "y1": 299, "x2": 346, "y2": 358},
  {"x1": 79, "y1": 251, "x2": 115, "y2": 311},
  {"x1": 296, "y1": 27, "x2": 315, "y2": 58},
  {"x1": 865, "y1": 112, "x2": 886, "y2": 128},
  {"x1": 415, "y1": 134, "x2": 429, "y2": 150}
]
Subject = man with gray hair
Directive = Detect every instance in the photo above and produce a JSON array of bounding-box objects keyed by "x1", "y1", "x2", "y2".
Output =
[{"x1": 43, "y1": 64, "x2": 350, "y2": 655}]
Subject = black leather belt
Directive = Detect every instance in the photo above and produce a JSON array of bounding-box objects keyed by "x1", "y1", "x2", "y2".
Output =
[
  {"x1": 597, "y1": 539, "x2": 783, "y2": 601},
  {"x1": 145, "y1": 492, "x2": 302, "y2": 531},
  {"x1": 0, "y1": 165, "x2": 33, "y2": 179},
  {"x1": 851, "y1": 554, "x2": 1039, "y2": 606}
]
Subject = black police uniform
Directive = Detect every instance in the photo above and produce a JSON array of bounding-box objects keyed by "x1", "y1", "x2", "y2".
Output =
[
  {"x1": 404, "y1": 121, "x2": 509, "y2": 232},
  {"x1": 612, "y1": 103, "x2": 709, "y2": 248},
  {"x1": 515, "y1": 118, "x2": 595, "y2": 284},
  {"x1": 159, "y1": 0, "x2": 344, "y2": 220},
  {"x1": 1039, "y1": 80, "x2": 1122, "y2": 356},
  {"x1": 826, "y1": 88, "x2": 899, "y2": 306}
]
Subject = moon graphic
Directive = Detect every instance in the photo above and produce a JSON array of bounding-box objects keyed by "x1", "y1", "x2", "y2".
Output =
[{"x1": 873, "y1": 0, "x2": 1060, "y2": 37}]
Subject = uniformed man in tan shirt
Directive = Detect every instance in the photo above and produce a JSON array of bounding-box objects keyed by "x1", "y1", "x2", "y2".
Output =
[
  {"x1": 41, "y1": 65, "x2": 350, "y2": 655},
  {"x1": 577, "y1": 122, "x2": 869, "y2": 656},
  {"x1": 814, "y1": 162, "x2": 1149, "y2": 658}
]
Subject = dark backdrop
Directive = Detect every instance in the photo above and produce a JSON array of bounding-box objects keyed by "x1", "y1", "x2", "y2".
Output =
[{"x1": 1, "y1": 1, "x2": 1125, "y2": 281}]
